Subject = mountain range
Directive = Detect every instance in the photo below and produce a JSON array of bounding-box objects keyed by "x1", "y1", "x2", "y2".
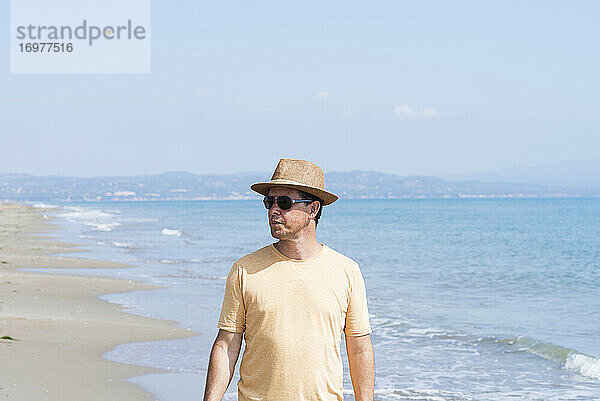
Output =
[
  {"x1": 2, "y1": 162, "x2": 599, "y2": 202},
  {"x1": 442, "y1": 158, "x2": 600, "y2": 188}
]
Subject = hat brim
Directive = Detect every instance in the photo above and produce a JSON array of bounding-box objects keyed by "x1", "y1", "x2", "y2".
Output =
[{"x1": 251, "y1": 180, "x2": 338, "y2": 205}]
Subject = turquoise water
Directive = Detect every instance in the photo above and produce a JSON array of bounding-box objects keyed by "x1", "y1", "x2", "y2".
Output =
[{"x1": 32, "y1": 198, "x2": 600, "y2": 400}]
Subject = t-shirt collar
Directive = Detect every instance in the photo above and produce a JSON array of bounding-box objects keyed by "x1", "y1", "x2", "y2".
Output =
[{"x1": 269, "y1": 242, "x2": 326, "y2": 263}]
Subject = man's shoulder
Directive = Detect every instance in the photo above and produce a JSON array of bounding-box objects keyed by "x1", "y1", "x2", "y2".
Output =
[
  {"x1": 233, "y1": 244, "x2": 275, "y2": 268},
  {"x1": 322, "y1": 245, "x2": 360, "y2": 269}
]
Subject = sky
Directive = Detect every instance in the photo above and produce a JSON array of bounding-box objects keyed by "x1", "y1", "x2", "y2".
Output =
[{"x1": 1, "y1": 1, "x2": 599, "y2": 177}]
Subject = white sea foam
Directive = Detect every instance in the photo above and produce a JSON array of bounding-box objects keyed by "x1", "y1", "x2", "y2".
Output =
[
  {"x1": 404, "y1": 327, "x2": 451, "y2": 339},
  {"x1": 28, "y1": 202, "x2": 58, "y2": 209},
  {"x1": 84, "y1": 221, "x2": 122, "y2": 231},
  {"x1": 161, "y1": 228, "x2": 182, "y2": 237},
  {"x1": 157, "y1": 273, "x2": 227, "y2": 280},
  {"x1": 61, "y1": 206, "x2": 113, "y2": 217},
  {"x1": 111, "y1": 241, "x2": 133, "y2": 249},
  {"x1": 158, "y1": 258, "x2": 199, "y2": 264},
  {"x1": 368, "y1": 387, "x2": 475, "y2": 401},
  {"x1": 134, "y1": 258, "x2": 200, "y2": 265},
  {"x1": 197, "y1": 275, "x2": 226, "y2": 280},
  {"x1": 59, "y1": 206, "x2": 123, "y2": 231},
  {"x1": 405, "y1": 327, "x2": 439, "y2": 335},
  {"x1": 565, "y1": 353, "x2": 600, "y2": 380}
]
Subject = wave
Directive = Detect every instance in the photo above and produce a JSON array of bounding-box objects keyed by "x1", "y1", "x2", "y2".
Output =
[
  {"x1": 371, "y1": 318, "x2": 466, "y2": 343},
  {"x1": 132, "y1": 258, "x2": 201, "y2": 265},
  {"x1": 27, "y1": 202, "x2": 59, "y2": 209},
  {"x1": 57, "y1": 206, "x2": 157, "y2": 233},
  {"x1": 156, "y1": 273, "x2": 227, "y2": 280},
  {"x1": 161, "y1": 228, "x2": 182, "y2": 237},
  {"x1": 371, "y1": 317, "x2": 600, "y2": 383},
  {"x1": 111, "y1": 241, "x2": 133, "y2": 248},
  {"x1": 61, "y1": 205, "x2": 120, "y2": 217},
  {"x1": 355, "y1": 388, "x2": 476, "y2": 401},
  {"x1": 95, "y1": 240, "x2": 135, "y2": 250},
  {"x1": 497, "y1": 336, "x2": 600, "y2": 381},
  {"x1": 85, "y1": 221, "x2": 122, "y2": 231},
  {"x1": 59, "y1": 206, "x2": 123, "y2": 231}
]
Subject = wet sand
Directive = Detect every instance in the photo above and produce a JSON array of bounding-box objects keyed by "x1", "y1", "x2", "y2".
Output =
[{"x1": 0, "y1": 202, "x2": 196, "y2": 401}]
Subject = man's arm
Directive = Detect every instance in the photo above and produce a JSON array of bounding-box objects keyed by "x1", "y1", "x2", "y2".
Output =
[
  {"x1": 203, "y1": 329, "x2": 243, "y2": 401},
  {"x1": 346, "y1": 333, "x2": 375, "y2": 401}
]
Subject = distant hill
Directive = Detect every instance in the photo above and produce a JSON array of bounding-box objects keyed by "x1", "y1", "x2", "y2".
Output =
[
  {"x1": 443, "y1": 159, "x2": 600, "y2": 188},
  {"x1": 1, "y1": 170, "x2": 598, "y2": 202}
]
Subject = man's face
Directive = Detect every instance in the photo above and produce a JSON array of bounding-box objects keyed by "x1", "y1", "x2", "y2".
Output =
[{"x1": 266, "y1": 186, "x2": 315, "y2": 240}]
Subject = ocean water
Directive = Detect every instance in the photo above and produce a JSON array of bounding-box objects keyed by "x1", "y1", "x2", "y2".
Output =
[{"x1": 27, "y1": 199, "x2": 600, "y2": 401}]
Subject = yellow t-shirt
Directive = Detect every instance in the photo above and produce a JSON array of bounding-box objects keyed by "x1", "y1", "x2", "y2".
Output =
[{"x1": 217, "y1": 243, "x2": 372, "y2": 401}]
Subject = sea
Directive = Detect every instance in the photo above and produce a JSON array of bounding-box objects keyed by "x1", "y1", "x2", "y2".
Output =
[{"x1": 24, "y1": 198, "x2": 600, "y2": 401}]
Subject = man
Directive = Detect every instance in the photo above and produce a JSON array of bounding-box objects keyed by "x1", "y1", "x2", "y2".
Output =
[{"x1": 203, "y1": 159, "x2": 374, "y2": 401}]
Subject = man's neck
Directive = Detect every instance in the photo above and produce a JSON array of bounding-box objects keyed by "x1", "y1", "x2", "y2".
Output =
[{"x1": 274, "y1": 237, "x2": 322, "y2": 261}]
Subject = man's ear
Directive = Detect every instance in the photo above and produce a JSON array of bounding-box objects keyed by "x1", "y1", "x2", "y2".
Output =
[{"x1": 310, "y1": 201, "x2": 320, "y2": 217}]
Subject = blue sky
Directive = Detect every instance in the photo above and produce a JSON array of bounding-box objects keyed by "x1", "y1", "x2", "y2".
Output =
[{"x1": 1, "y1": 1, "x2": 599, "y2": 177}]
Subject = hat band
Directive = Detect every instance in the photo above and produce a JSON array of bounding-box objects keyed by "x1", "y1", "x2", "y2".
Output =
[{"x1": 268, "y1": 178, "x2": 323, "y2": 190}]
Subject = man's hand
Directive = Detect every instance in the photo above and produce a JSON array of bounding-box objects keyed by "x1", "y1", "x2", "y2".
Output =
[
  {"x1": 203, "y1": 329, "x2": 243, "y2": 401},
  {"x1": 346, "y1": 333, "x2": 374, "y2": 401}
]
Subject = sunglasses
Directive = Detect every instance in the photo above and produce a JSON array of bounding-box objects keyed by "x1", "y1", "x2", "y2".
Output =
[{"x1": 263, "y1": 195, "x2": 314, "y2": 210}]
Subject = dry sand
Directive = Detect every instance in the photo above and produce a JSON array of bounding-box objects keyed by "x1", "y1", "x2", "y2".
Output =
[{"x1": 0, "y1": 202, "x2": 197, "y2": 401}]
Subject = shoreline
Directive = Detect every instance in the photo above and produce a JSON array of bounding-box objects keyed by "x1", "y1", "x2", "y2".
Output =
[{"x1": 0, "y1": 202, "x2": 197, "y2": 401}]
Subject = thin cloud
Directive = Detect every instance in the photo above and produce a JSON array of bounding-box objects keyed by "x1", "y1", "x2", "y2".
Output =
[
  {"x1": 316, "y1": 90, "x2": 330, "y2": 100},
  {"x1": 394, "y1": 105, "x2": 441, "y2": 119}
]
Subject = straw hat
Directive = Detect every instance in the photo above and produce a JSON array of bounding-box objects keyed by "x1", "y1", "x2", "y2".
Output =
[{"x1": 251, "y1": 159, "x2": 339, "y2": 205}]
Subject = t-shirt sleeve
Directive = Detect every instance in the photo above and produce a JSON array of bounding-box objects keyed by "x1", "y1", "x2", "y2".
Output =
[
  {"x1": 344, "y1": 263, "x2": 372, "y2": 336},
  {"x1": 217, "y1": 262, "x2": 246, "y2": 333}
]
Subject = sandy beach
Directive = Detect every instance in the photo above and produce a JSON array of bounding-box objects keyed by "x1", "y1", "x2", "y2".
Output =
[{"x1": 0, "y1": 202, "x2": 196, "y2": 401}]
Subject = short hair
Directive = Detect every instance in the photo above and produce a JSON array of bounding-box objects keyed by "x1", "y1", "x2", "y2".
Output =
[{"x1": 298, "y1": 190, "x2": 323, "y2": 227}]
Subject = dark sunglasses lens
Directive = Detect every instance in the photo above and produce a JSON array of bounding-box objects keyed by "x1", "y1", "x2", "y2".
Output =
[
  {"x1": 263, "y1": 196, "x2": 275, "y2": 209},
  {"x1": 276, "y1": 196, "x2": 293, "y2": 209}
]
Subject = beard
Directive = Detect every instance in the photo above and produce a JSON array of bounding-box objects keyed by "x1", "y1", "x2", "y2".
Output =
[
  {"x1": 269, "y1": 221, "x2": 310, "y2": 240},
  {"x1": 269, "y1": 220, "x2": 302, "y2": 239},
  {"x1": 270, "y1": 223, "x2": 287, "y2": 239}
]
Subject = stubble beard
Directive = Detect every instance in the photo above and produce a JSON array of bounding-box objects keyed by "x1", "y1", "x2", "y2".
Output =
[
  {"x1": 270, "y1": 220, "x2": 309, "y2": 240},
  {"x1": 270, "y1": 224, "x2": 288, "y2": 239}
]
